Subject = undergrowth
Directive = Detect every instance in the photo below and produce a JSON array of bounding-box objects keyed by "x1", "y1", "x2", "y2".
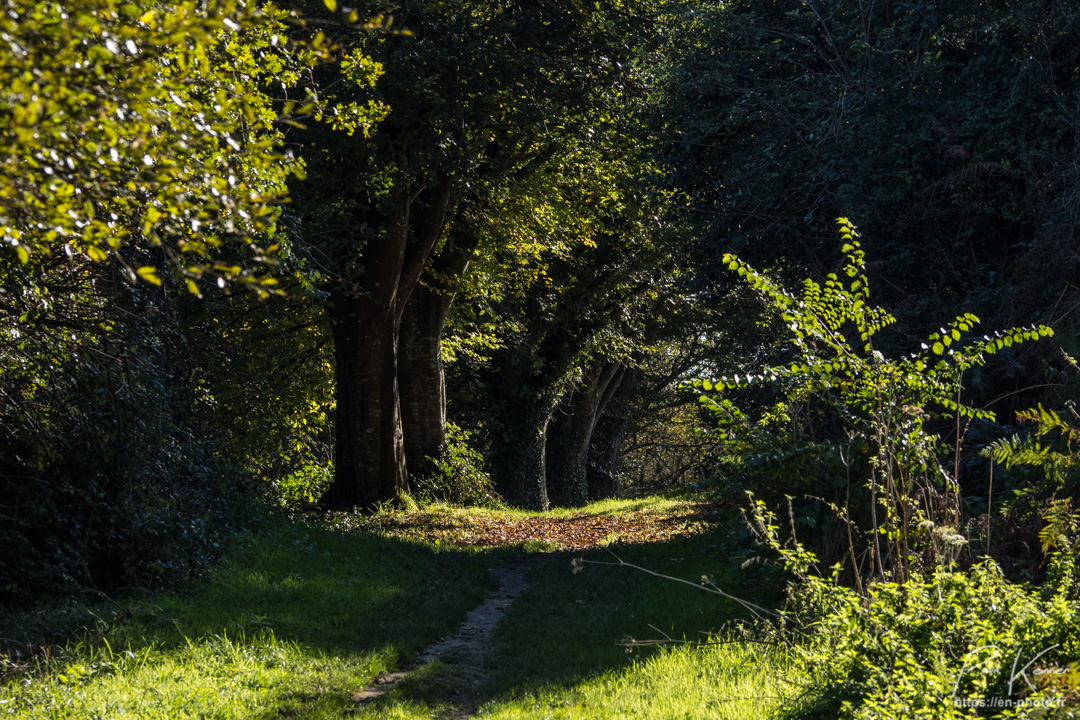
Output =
[{"x1": 747, "y1": 499, "x2": 1080, "y2": 720}]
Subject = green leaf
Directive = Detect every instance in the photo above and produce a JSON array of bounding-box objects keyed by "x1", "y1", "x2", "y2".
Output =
[{"x1": 136, "y1": 266, "x2": 163, "y2": 286}]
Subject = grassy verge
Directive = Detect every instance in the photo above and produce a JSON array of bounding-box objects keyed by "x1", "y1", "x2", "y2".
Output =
[
  {"x1": 1, "y1": 497, "x2": 793, "y2": 719},
  {"x1": 480, "y1": 641, "x2": 796, "y2": 720},
  {"x1": 0, "y1": 515, "x2": 491, "y2": 719},
  {"x1": 360, "y1": 514, "x2": 796, "y2": 719}
]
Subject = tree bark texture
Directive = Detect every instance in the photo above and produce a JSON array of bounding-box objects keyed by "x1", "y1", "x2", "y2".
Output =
[
  {"x1": 587, "y1": 367, "x2": 638, "y2": 500},
  {"x1": 398, "y1": 284, "x2": 447, "y2": 481},
  {"x1": 322, "y1": 292, "x2": 407, "y2": 510},
  {"x1": 319, "y1": 178, "x2": 456, "y2": 510},
  {"x1": 545, "y1": 361, "x2": 625, "y2": 507},
  {"x1": 398, "y1": 223, "x2": 480, "y2": 480}
]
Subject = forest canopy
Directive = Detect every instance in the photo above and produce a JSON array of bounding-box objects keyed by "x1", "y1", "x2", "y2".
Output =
[
  {"x1": 2, "y1": 1, "x2": 1080, "y2": 717},
  {"x1": 0, "y1": 0, "x2": 1078, "y2": 619}
]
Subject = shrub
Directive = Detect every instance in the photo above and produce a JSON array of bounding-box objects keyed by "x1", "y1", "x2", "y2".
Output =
[
  {"x1": 0, "y1": 270, "x2": 256, "y2": 604},
  {"x1": 274, "y1": 464, "x2": 333, "y2": 512},
  {"x1": 749, "y1": 500, "x2": 1080, "y2": 720},
  {"x1": 694, "y1": 218, "x2": 1054, "y2": 584},
  {"x1": 411, "y1": 423, "x2": 503, "y2": 508}
]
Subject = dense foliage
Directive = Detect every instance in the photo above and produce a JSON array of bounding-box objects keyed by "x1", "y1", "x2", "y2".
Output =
[
  {"x1": 751, "y1": 499, "x2": 1080, "y2": 719},
  {"x1": 696, "y1": 220, "x2": 1054, "y2": 580},
  {"x1": 0, "y1": 0, "x2": 336, "y2": 292},
  {"x1": 706, "y1": 223, "x2": 1079, "y2": 717},
  {"x1": 0, "y1": 0, "x2": 372, "y2": 599},
  {"x1": 2, "y1": 14, "x2": 1080, "y2": 720}
]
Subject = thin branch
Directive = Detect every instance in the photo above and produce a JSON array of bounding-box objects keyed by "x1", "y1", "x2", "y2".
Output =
[{"x1": 573, "y1": 550, "x2": 778, "y2": 621}]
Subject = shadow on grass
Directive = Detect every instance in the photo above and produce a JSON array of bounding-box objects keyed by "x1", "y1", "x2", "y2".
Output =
[
  {"x1": 1, "y1": 508, "x2": 783, "y2": 720},
  {"x1": 0, "y1": 517, "x2": 500, "y2": 665},
  {"x1": 355, "y1": 522, "x2": 785, "y2": 719},
  {"x1": 486, "y1": 525, "x2": 777, "y2": 697},
  {"x1": 134, "y1": 515, "x2": 497, "y2": 658}
]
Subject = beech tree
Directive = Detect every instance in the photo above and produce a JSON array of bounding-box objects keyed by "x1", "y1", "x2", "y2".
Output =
[
  {"x1": 443, "y1": 124, "x2": 679, "y2": 508},
  {"x1": 285, "y1": 0, "x2": 657, "y2": 509}
]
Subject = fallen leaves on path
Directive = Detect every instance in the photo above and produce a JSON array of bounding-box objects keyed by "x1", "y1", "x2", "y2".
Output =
[{"x1": 369, "y1": 503, "x2": 723, "y2": 551}]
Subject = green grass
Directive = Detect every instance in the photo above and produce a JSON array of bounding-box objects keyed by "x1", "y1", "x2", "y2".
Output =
[
  {"x1": 479, "y1": 641, "x2": 797, "y2": 720},
  {"x1": 490, "y1": 531, "x2": 750, "y2": 690},
  {"x1": 1, "y1": 501, "x2": 794, "y2": 719},
  {"x1": 479, "y1": 525, "x2": 795, "y2": 719},
  {"x1": 353, "y1": 642, "x2": 797, "y2": 720},
  {"x1": 487, "y1": 527, "x2": 793, "y2": 719},
  {"x1": 4, "y1": 632, "x2": 373, "y2": 719},
  {"x1": 361, "y1": 521, "x2": 795, "y2": 719},
  {"x1": 0, "y1": 515, "x2": 491, "y2": 719}
]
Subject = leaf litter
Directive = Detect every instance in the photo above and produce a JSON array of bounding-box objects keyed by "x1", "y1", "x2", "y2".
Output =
[{"x1": 370, "y1": 502, "x2": 724, "y2": 550}]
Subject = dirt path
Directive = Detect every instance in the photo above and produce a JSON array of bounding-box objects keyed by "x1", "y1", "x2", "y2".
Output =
[{"x1": 350, "y1": 555, "x2": 549, "y2": 718}]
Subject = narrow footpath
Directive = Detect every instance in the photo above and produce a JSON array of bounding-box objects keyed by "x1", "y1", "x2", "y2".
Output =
[
  {"x1": 350, "y1": 556, "x2": 548, "y2": 718},
  {"x1": 346, "y1": 501, "x2": 720, "y2": 717}
]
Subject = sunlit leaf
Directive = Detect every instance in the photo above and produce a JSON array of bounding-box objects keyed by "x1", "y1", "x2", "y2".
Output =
[{"x1": 136, "y1": 266, "x2": 163, "y2": 286}]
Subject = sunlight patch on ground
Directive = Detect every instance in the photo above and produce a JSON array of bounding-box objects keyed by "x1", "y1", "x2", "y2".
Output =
[{"x1": 349, "y1": 499, "x2": 726, "y2": 550}]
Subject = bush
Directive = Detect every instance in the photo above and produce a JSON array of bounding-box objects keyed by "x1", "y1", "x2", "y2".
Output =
[
  {"x1": 274, "y1": 464, "x2": 333, "y2": 511},
  {"x1": 696, "y1": 219, "x2": 1053, "y2": 582},
  {"x1": 411, "y1": 423, "x2": 503, "y2": 508},
  {"x1": 0, "y1": 268, "x2": 256, "y2": 604},
  {"x1": 792, "y1": 560, "x2": 1080, "y2": 719},
  {"x1": 749, "y1": 500, "x2": 1080, "y2": 720}
]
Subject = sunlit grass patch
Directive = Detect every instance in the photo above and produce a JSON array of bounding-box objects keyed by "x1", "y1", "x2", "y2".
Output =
[
  {"x1": 0, "y1": 516, "x2": 490, "y2": 719},
  {"x1": 2, "y1": 631, "x2": 376, "y2": 719},
  {"x1": 480, "y1": 641, "x2": 796, "y2": 720},
  {"x1": 473, "y1": 522, "x2": 790, "y2": 719},
  {"x1": 486, "y1": 526, "x2": 760, "y2": 693}
]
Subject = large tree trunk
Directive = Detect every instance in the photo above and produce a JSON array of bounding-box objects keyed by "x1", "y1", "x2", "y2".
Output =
[
  {"x1": 319, "y1": 178, "x2": 456, "y2": 510},
  {"x1": 398, "y1": 223, "x2": 480, "y2": 479},
  {"x1": 398, "y1": 284, "x2": 448, "y2": 480},
  {"x1": 491, "y1": 410, "x2": 552, "y2": 511},
  {"x1": 546, "y1": 361, "x2": 625, "y2": 507},
  {"x1": 489, "y1": 392, "x2": 559, "y2": 510},
  {"x1": 321, "y1": 293, "x2": 407, "y2": 510}
]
